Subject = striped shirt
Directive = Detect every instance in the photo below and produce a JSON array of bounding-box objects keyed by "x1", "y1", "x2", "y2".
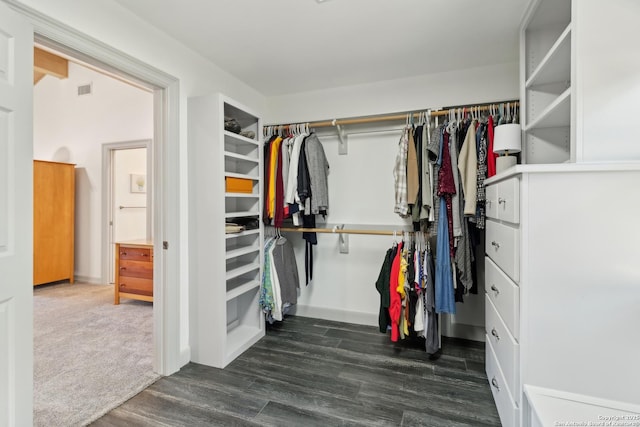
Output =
[{"x1": 393, "y1": 128, "x2": 410, "y2": 217}]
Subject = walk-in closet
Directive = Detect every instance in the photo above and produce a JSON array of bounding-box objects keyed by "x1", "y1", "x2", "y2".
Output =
[{"x1": 3, "y1": 0, "x2": 640, "y2": 426}]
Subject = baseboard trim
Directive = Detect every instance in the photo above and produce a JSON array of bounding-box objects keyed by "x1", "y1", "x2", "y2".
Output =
[
  {"x1": 289, "y1": 305, "x2": 377, "y2": 327},
  {"x1": 74, "y1": 275, "x2": 104, "y2": 285},
  {"x1": 441, "y1": 320, "x2": 485, "y2": 342},
  {"x1": 179, "y1": 347, "x2": 191, "y2": 368}
]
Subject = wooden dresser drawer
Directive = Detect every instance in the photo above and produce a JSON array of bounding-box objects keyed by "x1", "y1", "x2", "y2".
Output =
[
  {"x1": 118, "y1": 276, "x2": 153, "y2": 296},
  {"x1": 486, "y1": 294, "x2": 520, "y2": 400},
  {"x1": 119, "y1": 259, "x2": 153, "y2": 279},
  {"x1": 115, "y1": 242, "x2": 153, "y2": 304},
  {"x1": 486, "y1": 220, "x2": 520, "y2": 283},
  {"x1": 486, "y1": 257, "x2": 520, "y2": 340},
  {"x1": 486, "y1": 335, "x2": 519, "y2": 427},
  {"x1": 119, "y1": 246, "x2": 152, "y2": 261}
]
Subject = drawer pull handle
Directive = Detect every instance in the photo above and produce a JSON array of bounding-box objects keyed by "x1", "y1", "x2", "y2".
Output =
[
  {"x1": 491, "y1": 377, "x2": 500, "y2": 391},
  {"x1": 120, "y1": 252, "x2": 127, "y2": 256},
  {"x1": 486, "y1": 200, "x2": 492, "y2": 207},
  {"x1": 490, "y1": 285, "x2": 500, "y2": 295},
  {"x1": 491, "y1": 241, "x2": 500, "y2": 249},
  {"x1": 120, "y1": 283, "x2": 126, "y2": 287},
  {"x1": 491, "y1": 328, "x2": 500, "y2": 341},
  {"x1": 498, "y1": 198, "x2": 506, "y2": 205}
]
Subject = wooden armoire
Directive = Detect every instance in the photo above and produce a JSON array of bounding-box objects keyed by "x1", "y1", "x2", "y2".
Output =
[{"x1": 33, "y1": 160, "x2": 75, "y2": 286}]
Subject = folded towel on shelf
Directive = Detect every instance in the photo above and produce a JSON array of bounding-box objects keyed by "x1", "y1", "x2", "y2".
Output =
[{"x1": 225, "y1": 223, "x2": 245, "y2": 234}]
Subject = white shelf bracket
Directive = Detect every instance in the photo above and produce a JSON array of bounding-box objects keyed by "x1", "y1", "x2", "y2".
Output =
[
  {"x1": 332, "y1": 120, "x2": 348, "y2": 155},
  {"x1": 332, "y1": 224, "x2": 349, "y2": 254}
]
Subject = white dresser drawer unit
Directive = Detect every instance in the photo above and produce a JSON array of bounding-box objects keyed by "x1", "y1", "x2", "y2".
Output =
[
  {"x1": 486, "y1": 336, "x2": 519, "y2": 427},
  {"x1": 485, "y1": 257, "x2": 520, "y2": 340},
  {"x1": 485, "y1": 220, "x2": 520, "y2": 283},
  {"x1": 486, "y1": 294, "x2": 520, "y2": 400}
]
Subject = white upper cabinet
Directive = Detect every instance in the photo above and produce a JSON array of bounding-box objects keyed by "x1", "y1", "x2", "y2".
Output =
[{"x1": 521, "y1": 0, "x2": 640, "y2": 165}]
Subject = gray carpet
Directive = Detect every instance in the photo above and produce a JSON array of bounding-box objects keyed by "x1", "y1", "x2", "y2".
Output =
[{"x1": 34, "y1": 282, "x2": 159, "y2": 427}]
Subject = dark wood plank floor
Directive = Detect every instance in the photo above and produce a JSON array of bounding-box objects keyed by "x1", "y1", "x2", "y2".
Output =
[{"x1": 91, "y1": 316, "x2": 500, "y2": 426}]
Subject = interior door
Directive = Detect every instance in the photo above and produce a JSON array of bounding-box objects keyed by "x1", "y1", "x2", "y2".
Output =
[{"x1": 0, "y1": 2, "x2": 33, "y2": 426}]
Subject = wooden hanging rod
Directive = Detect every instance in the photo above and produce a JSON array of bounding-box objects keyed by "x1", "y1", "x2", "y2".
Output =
[
  {"x1": 279, "y1": 227, "x2": 417, "y2": 236},
  {"x1": 266, "y1": 100, "x2": 519, "y2": 129}
]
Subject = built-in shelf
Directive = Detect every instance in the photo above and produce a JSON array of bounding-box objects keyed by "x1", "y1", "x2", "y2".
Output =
[
  {"x1": 225, "y1": 324, "x2": 263, "y2": 361},
  {"x1": 226, "y1": 279, "x2": 260, "y2": 301},
  {"x1": 225, "y1": 172, "x2": 259, "y2": 180},
  {"x1": 224, "y1": 151, "x2": 259, "y2": 163},
  {"x1": 190, "y1": 93, "x2": 264, "y2": 370},
  {"x1": 225, "y1": 229, "x2": 260, "y2": 239},
  {"x1": 226, "y1": 262, "x2": 260, "y2": 280},
  {"x1": 526, "y1": 24, "x2": 571, "y2": 88},
  {"x1": 225, "y1": 245, "x2": 260, "y2": 260},
  {"x1": 224, "y1": 130, "x2": 259, "y2": 146},
  {"x1": 225, "y1": 210, "x2": 260, "y2": 218},
  {"x1": 525, "y1": 87, "x2": 571, "y2": 131},
  {"x1": 225, "y1": 192, "x2": 259, "y2": 198}
]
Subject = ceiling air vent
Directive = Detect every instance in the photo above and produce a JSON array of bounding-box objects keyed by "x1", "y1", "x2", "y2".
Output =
[{"x1": 77, "y1": 83, "x2": 92, "y2": 96}]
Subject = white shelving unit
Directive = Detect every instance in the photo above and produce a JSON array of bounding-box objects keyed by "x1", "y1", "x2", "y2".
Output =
[
  {"x1": 521, "y1": 0, "x2": 572, "y2": 164},
  {"x1": 188, "y1": 93, "x2": 264, "y2": 368}
]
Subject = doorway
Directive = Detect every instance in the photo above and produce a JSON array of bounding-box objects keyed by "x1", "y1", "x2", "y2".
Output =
[
  {"x1": 27, "y1": 23, "x2": 182, "y2": 376},
  {"x1": 103, "y1": 141, "x2": 152, "y2": 285},
  {"x1": 33, "y1": 51, "x2": 158, "y2": 425}
]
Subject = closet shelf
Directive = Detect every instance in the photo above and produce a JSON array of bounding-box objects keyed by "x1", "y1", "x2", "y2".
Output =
[
  {"x1": 226, "y1": 324, "x2": 263, "y2": 362},
  {"x1": 225, "y1": 210, "x2": 260, "y2": 219},
  {"x1": 226, "y1": 279, "x2": 260, "y2": 301},
  {"x1": 525, "y1": 87, "x2": 571, "y2": 131},
  {"x1": 225, "y1": 192, "x2": 259, "y2": 199},
  {"x1": 224, "y1": 151, "x2": 259, "y2": 163},
  {"x1": 224, "y1": 130, "x2": 259, "y2": 146},
  {"x1": 526, "y1": 23, "x2": 571, "y2": 88},
  {"x1": 226, "y1": 262, "x2": 260, "y2": 280},
  {"x1": 225, "y1": 172, "x2": 259, "y2": 181},
  {"x1": 225, "y1": 245, "x2": 260, "y2": 260},
  {"x1": 225, "y1": 229, "x2": 260, "y2": 239}
]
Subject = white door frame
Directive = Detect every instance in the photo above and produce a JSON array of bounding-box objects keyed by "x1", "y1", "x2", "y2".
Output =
[
  {"x1": 102, "y1": 140, "x2": 153, "y2": 285},
  {"x1": 8, "y1": 1, "x2": 182, "y2": 376}
]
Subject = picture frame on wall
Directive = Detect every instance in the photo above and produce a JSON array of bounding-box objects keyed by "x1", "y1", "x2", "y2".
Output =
[{"x1": 130, "y1": 173, "x2": 146, "y2": 193}]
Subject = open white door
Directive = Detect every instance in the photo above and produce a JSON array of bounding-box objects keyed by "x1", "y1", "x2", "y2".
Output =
[{"x1": 0, "y1": 3, "x2": 33, "y2": 426}]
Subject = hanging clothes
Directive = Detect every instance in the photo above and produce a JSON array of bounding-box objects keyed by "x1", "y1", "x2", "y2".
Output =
[
  {"x1": 423, "y1": 248, "x2": 440, "y2": 354},
  {"x1": 475, "y1": 123, "x2": 488, "y2": 229},
  {"x1": 375, "y1": 246, "x2": 395, "y2": 333},
  {"x1": 260, "y1": 234, "x2": 300, "y2": 323},
  {"x1": 388, "y1": 241, "x2": 403, "y2": 342},
  {"x1": 487, "y1": 114, "x2": 497, "y2": 178},
  {"x1": 393, "y1": 128, "x2": 410, "y2": 217},
  {"x1": 304, "y1": 133, "x2": 330, "y2": 215},
  {"x1": 458, "y1": 120, "x2": 478, "y2": 216}
]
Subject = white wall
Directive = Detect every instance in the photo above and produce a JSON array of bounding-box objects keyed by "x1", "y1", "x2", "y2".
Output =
[
  {"x1": 34, "y1": 61, "x2": 153, "y2": 283},
  {"x1": 113, "y1": 147, "x2": 147, "y2": 243},
  {"x1": 575, "y1": 0, "x2": 640, "y2": 162},
  {"x1": 17, "y1": 0, "x2": 268, "y2": 364},
  {"x1": 269, "y1": 62, "x2": 519, "y2": 331},
  {"x1": 266, "y1": 62, "x2": 519, "y2": 124}
]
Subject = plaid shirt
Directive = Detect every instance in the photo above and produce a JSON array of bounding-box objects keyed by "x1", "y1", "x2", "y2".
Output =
[{"x1": 394, "y1": 128, "x2": 410, "y2": 217}]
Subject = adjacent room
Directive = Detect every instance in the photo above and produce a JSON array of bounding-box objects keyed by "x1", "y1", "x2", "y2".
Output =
[{"x1": 32, "y1": 48, "x2": 157, "y2": 426}]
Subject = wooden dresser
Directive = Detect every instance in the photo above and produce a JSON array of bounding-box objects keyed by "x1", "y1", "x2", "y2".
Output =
[{"x1": 114, "y1": 240, "x2": 153, "y2": 304}]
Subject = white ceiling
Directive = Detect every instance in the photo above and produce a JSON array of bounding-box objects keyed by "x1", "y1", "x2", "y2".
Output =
[{"x1": 113, "y1": 0, "x2": 528, "y2": 96}]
